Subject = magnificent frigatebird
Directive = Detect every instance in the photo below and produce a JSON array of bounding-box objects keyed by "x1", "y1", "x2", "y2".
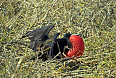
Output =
[{"x1": 21, "y1": 25, "x2": 84, "y2": 61}]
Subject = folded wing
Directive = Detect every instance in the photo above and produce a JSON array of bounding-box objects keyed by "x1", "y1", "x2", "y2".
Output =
[{"x1": 23, "y1": 25, "x2": 55, "y2": 51}]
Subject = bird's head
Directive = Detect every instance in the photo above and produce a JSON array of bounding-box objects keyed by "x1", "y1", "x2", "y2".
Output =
[{"x1": 63, "y1": 34, "x2": 84, "y2": 59}]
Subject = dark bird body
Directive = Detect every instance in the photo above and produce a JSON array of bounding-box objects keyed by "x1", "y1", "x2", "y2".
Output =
[{"x1": 21, "y1": 25, "x2": 84, "y2": 61}]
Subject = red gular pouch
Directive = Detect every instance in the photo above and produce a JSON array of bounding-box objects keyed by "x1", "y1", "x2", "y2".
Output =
[{"x1": 63, "y1": 35, "x2": 84, "y2": 60}]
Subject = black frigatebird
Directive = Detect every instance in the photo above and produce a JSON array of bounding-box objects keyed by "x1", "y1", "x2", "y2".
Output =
[{"x1": 21, "y1": 25, "x2": 84, "y2": 61}]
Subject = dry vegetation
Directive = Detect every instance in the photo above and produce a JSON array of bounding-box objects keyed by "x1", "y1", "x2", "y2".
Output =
[{"x1": 0, "y1": 0, "x2": 116, "y2": 78}]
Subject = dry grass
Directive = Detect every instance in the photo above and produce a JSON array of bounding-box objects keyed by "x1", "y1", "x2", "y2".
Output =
[{"x1": 0, "y1": 0, "x2": 116, "y2": 78}]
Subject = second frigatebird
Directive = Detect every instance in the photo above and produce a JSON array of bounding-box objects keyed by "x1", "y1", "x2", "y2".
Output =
[{"x1": 21, "y1": 25, "x2": 84, "y2": 61}]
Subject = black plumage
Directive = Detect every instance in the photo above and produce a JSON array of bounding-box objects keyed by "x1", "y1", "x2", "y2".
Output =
[{"x1": 21, "y1": 25, "x2": 70, "y2": 60}]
